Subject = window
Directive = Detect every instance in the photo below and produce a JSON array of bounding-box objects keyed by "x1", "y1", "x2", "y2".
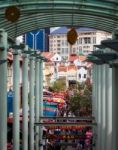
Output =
[
  {"x1": 93, "y1": 37, "x2": 96, "y2": 44},
  {"x1": 84, "y1": 74, "x2": 86, "y2": 78},
  {"x1": 57, "y1": 44, "x2": 60, "y2": 46},
  {"x1": 65, "y1": 48, "x2": 68, "y2": 54},
  {"x1": 79, "y1": 74, "x2": 81, "y2": 78},
  {"x1": 79, "y1": 38, "x2": 82, "y2": 44},
  {"x1": 62, "y1": 48, "x2": 64, "y2": 54},
  {"x1": 73, "y1": 48, "x2": 76, "y2": 53},
  {"x1": 83, "y1": 46, "x2": 90, "y2": 49},
  {"x1": 62, "y1": 40, "x2": 64, "y2": 46},
  {"x1": 57, "y1": 40, "x2": 60, "y2": 43},
  {"x1": 65, "y1": 41, "x2": 68, "y2": 46},
  {"x1": 84, "y1": 37, "x2": 91, "y2": 44},
  {"x1": 78, "y1": 46, "x2": 82, "y2": 54}
]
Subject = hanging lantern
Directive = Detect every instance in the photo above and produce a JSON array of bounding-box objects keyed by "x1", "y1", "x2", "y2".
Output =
[
  {"x1": 5, "y1": 6, "x2": 20, "y2": 22},
  {"x1": 67, "y1": 27, "x2": 78, "y2": 45}
]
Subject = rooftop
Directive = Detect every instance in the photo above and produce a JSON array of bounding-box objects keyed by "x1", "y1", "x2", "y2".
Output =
[{"x1": 51, "y1": 27, "x2": 97, "y2": 34}]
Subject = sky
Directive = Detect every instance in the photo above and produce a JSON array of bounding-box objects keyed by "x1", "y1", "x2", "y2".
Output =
[
  {"x1": 50, "y1": 27, "x2": 60, "y2": 32},
  {"x1": 16, "y1": 35, "x2": 23, "y2": 43}
]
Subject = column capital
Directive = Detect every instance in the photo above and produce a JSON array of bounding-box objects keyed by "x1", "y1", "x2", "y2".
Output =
[
  {"x1": 13, "y1": 50, "x2": 21, "y2": 55},
  {"x1": 22, "y1": 53, "x2": 29, "y2": 58},
  {"x1": 29, "y1": 56, "x2": 35, "y2": 61},
  {"x1": 109, "y1": 59, "x2": 118, "y2": 67}
]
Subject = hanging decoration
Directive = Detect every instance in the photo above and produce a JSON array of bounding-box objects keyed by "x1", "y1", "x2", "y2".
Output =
[
  {"x1": 67, "y1": 27, "x2": 78, "y2": 45},
  {"x1": 5, "y1": 6, "x2": 20, "y2": 22},
  {"x1": 67, "y1": 0, "x2": 78, "y2": 45}
]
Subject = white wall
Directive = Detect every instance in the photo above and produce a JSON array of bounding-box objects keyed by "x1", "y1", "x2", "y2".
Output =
[{"x1": 77, "y1": 67, "x2": 87, "y2": 82}]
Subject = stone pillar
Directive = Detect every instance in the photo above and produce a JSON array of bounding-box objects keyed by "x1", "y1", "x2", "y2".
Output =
[
  {"x1": 92, "y1": 64, "x2": 96, "y2": 117},
  {"x1": 22, "y1": 53, "x2": 29, "y2": 150},
  {"x1": 39, "y1": 59, "x2": 43, "y2": 150},
  {"x1": 13, "y1": 50, "x2": 20, "y2": 150},
  {"x1": 106, "y1": 65, "x2": 112, "y2": 150},
  {"x1": 93, "y1": 64, "x2": 98, "y2": 120},
  {"x1": 92, "y1": 64, "x2": 97, "y2": 150},
  {"x1": 29, "y1": 56, "x2": 35, "y2": 150},
  {"x1": 112, "y1": 65, "x2": 118, "y2": 150},
  {"x1": 35, "y1": 58, "x2": 40, "y2": 150},
  {"x1": 0, "y1": 29, "x2": 7, "y2": 150},
  {"x1": 101, "y1": 64, "x2": 107, "y2": 150},
  {"x1": 96, "y1": 65, "x2": 102, "y2": 150}
]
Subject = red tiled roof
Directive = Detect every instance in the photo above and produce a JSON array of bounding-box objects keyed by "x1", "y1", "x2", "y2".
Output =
[
  {"x1": 78, "y1": 55, "x2": 86, "y2": 62},
  {"x1": 45, "y1": 61, "x2": 54, "y2": 65},
  {"x1": 41, "y1": 52, "x2": 54, "y2": 60},
  {"x1": 67, "y1": 65, "x2": 77, "y2": 71},
  {"x1": 68, "y1": 54, "x2": 78, "y2": 62},
  {"x1": 58, "y1": 66, "x2": 67, "y2": 72}
]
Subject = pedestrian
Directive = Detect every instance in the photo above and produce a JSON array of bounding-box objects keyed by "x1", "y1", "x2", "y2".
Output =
[{"x1": 76, "y1": 142, "x2": 82, "y2": 150}]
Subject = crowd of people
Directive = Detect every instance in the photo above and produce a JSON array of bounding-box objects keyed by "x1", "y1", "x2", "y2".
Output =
[{"x1": 43, "y1": 101, "x2": 93, "y2": 150}]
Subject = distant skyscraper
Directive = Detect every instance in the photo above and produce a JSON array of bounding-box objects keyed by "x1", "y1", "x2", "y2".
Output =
[{"x1": 24, "y1": 28, "x2": 50, "y2": 52}]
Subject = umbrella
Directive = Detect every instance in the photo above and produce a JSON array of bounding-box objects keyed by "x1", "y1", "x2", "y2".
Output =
[
  {"x1": 52, "y1": 97, "x2": 65, "y2": 103},
  {"x1": 43, "y1": 97, "x2": 65, "y2": 104}
]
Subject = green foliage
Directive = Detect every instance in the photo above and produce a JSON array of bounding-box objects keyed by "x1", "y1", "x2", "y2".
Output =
[
  {"x1": 50, "y1": 78, "x2": 66, "y2": 92},
  {"x1": 69, "y1": 82, "x2": 92, "y2": 116}
]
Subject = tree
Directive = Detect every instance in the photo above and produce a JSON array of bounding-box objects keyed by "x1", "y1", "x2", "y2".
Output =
[
  {"x1": 50, "y1": 77, "x2": 66, "y2": 92},
  {"x1": 69, "y1": 82, "x2": 92, "y2": 116}
]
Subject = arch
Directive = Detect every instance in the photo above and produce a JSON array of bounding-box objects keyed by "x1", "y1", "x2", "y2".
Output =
[{"x1": 0, "y1": 0, "x2": 117, "y2": 39}]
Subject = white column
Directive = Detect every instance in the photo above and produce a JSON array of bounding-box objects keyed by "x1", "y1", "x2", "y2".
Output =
[
  {"x1": 92, "y1": 64, "x2": 96, "y2": 117},
  {"x1": 96, "y1": 65, "x2": 102, "y2": 150},
  {"x1": 22, "y1": 54, "x2": 29, "y2": 150},
  {"x1": 39, "y1": 59, "x2": 43, "y2": 150},
  {"x1": 101, "y1": 64, "x2": 106, "y2": 150},
  {"x1": 35, "y1": 58, "x2": 40, "y2": 150},
  {"x1": 92, "y1": 64, "x2": 97, "y2": 150},
  {"x1": 0, "y1": 29, "x2": 7, "y2": 150},
  {"x1": 112, "y1": 65, "x2": 118, "y2": 150},
  {"x1": 93, "y1": 64, "x2": 98, "y2": 120},
  {"x1": 13, "y1": 51, "x2": 20, "y2": 150},
  {"x1": 106, "y1": 65, "x2": 112, "y2": 150},
  {"x1": 29, "y1": 57, "x2": 35, "y2": 150}
]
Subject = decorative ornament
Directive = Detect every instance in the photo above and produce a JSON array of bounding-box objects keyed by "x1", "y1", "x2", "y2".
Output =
[
  {"x1": 67, "y1": 27, "x2": 78, "y2": 45},
  {"x1": 5, "y1": 6, "x2": 20, "y2": 22}
]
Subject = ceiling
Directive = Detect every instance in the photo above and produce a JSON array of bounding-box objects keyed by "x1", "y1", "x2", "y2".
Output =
[{"x1": 0, "y1": 0, "x2": 118, "y2": 40}]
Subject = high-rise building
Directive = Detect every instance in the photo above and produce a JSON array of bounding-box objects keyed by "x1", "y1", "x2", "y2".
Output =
[
  {"x1": 49, "y1": 27, "x2": 111, "y2": 58},
  {"x1": 24, "y1": 28, "x2": 50, "y2": 51}
]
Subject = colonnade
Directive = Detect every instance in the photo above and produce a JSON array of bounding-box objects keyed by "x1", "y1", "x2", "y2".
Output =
[
  {"x1": 1, "y1": 28, "x2": 118, "y2": 150},
  {"x1": 92, "y1": 59, "x2": 118, "y2": 150},
  {"x1": 0, "y1": 29, "x2": 44, "y2": 150}
]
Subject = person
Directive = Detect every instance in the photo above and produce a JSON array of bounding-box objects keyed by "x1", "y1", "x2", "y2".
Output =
[
  {"x1": 76, "y1": 142, "x2": 82, "y2": 150},
  {"x1": 46, "y1": 140, "x2": 55, "y2": 150}
]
